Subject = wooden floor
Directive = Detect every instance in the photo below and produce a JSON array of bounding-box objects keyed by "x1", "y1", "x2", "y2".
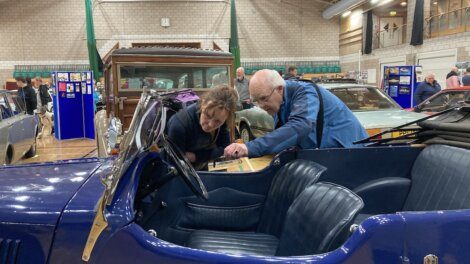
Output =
[
  {"x1": 17, "y1": 135, "x2": 272, "y2": 171},
  {"x1": 17, "y1": 136, "x2": 97, "y2": 165}
]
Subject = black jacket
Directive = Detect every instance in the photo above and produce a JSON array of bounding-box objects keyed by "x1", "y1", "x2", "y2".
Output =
[
  {"x1": 17, "y1": 85, "x2": 37, "y2": 115},
  {"x1": 38, "y1": 84, "x2": 51, "y2": 106}
]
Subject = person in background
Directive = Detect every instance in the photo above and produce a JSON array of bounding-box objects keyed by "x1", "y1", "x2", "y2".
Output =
[
  {"x1": 414, "y1": 73, "x2": 441, "y2": 105},
  {"x1": 146, "y1": 78, "x2": 158, "y2": 89},
  {"x1": 235, "y1": 67, "x2": 251, "y2": 109},
  {"x1": 34, "y1": 77, "x2": 52, "y2": 112},
  {"x1": 15, "y1": 77, "x2": 37, "y2": 115},
  {"x1": 283, "y1": 66, "x2": 299, "y2": 81},
  {"x1": 446, "y1": 67, "x2": 461, "y2": 89},
  {"x1": 224, "y1": 69, "x2": 368, "y2": 159},
  {"x1": 462, "y1": 67, "x2": 470, "y2": 86},
  {"x1": 166, "y1": 85, "x2": 238, "y2": 170},
  {"x1": 211, "y1": 71, "x2": 229, "y2": 87}
]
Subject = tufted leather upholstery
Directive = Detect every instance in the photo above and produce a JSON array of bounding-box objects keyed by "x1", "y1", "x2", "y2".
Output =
[
  {"x1": 187, "y1": 183, "x2": 362, "y2": 257},
  {"x1": 403, "y1": 144, "x2": 470, "y2": 211},
  {"x1": 186, "y1": 230, "x2": 278, "y2": 256},
  {"x1": 277, "y1": 183, "x2": 363, "y2": 256},
  {"x1": 257, "y1": 159, "x2": 326, "y2": 237}
]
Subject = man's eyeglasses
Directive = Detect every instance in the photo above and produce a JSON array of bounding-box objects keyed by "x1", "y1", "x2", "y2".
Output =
[{"x1": 252, "y1": 87, "x2": 277, "y2": 104}]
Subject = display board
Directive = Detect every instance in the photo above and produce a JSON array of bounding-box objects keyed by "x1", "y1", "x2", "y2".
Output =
[
  {"x1": 53, "y1": 71, "x2": 95, "y2": 140},
  {"x1": 383, "y1": 65, "x2": 423, "y2": 108}
]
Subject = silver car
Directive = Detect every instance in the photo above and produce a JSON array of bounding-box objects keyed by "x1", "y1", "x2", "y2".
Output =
[
  {"x1": 0, "y1": 90, "x2": 38, "y2": 164},
  {"x1": 235, "y1": 83, "x2": 427, "y2": 142}
]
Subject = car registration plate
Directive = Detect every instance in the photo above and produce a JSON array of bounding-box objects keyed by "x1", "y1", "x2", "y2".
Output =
[{"x1": 391, "y1": 130, "x2": 418, "y2": 138}]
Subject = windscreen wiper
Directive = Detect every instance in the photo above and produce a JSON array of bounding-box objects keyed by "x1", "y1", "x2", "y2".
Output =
[{"x1": 354, "y1": 106, "x2": 459, "y2": 145}]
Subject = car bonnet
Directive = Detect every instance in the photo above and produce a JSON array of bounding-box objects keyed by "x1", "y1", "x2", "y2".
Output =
[
  {"x1": 353, "y1": 109, "x2": 427, "y2": 129},
  {"x1": 0, "y1": 159, "x2": 101, "y2": 225}
]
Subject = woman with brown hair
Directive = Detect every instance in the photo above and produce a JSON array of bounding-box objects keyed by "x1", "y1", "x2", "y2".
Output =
[{"x1": 166, "y1": 85, "x2": 238, "y2": 170}]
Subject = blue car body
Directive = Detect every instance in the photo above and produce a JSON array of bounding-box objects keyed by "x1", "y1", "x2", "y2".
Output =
[{"x1": 0, "y1": 92, "x2": 469, "y2": 264}]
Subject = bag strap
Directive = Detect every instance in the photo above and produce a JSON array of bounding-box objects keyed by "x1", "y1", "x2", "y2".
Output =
[{"x1": 311, "y1": 83, "x2": 324, "y2": 148}]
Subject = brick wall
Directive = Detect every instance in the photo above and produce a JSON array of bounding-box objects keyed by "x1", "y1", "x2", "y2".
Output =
[{"x1": 0, "y1": 0, "x2": 339, "y2": 85}]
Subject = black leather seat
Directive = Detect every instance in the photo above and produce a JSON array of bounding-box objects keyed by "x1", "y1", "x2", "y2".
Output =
[
  {"x1": 257, "y1": 159, "x2": 327, "y2": 237},
  {"x1": 187, "y1": 182, "x2": 364, "y2": 256},
  {"x1": 188, "y1": 230, "x2": 278, "y2": 256},
  {"x1": 354, "y1": 144, "x2": 470, "y2": 224},
  {"x1": 403, "y1": 144, "x2": 470, "y2": 211},
  {"x1": 276, "y1": 183, "x2": 363, "y2": 256},
  {"x1": 186, "y1": 159, "x2": 326, "y2": 255}
]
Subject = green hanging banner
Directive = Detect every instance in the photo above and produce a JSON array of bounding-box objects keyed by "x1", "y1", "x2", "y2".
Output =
[
  {"x1": 229, "y1": 0, "x2": 241, "y2": 74},
  {"x1": 85, "y1": 0, "x2": 102, "y2": 80}
]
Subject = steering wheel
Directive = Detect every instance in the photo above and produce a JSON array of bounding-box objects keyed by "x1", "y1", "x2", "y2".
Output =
[{"x1": 161, "y1": 135, "x2": 208, "y2": 200}]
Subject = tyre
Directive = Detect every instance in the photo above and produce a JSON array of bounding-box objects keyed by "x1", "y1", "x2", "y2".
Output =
[
  {"x1": 24, "y1": 137, "x2": 37, "y2": 158},
  {"x1": 5, "y1": 146, "x2": 12, "y2": 165},
  {"x1": 240, "y1": 123, "x2": 254, "y2": 143}
]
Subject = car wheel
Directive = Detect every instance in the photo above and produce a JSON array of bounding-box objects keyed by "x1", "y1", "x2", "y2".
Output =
[
  {"x1": 24, "y1": 137, "x2": 37, "y2": 158},
  {"x1": 5, "y1": 146, "x2": 12, "y2": 165},
  {"x1": 240, "y1": 124, "x2": 254, "y2": 142}
]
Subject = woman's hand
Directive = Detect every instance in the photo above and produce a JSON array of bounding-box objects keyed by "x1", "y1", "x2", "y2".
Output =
[{"x1": 185, "y1": 152, "x2": 196, "y2": 163}]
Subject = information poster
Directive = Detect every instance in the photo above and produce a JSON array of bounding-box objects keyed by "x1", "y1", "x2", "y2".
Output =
[{"x1": 399, "y1": 76, "x2": 411, "y2": 85}]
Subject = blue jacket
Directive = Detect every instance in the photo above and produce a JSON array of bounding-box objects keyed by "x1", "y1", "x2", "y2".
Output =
[
  {"x1": 414, "y1": 81, "x2": 441, "y2": 105},
  {"x1": 246, "y1": 81, "x2": 368, "y2": 157},
  {"x1": 167, "y1": 104, "x2": 230, "y2": 169}
]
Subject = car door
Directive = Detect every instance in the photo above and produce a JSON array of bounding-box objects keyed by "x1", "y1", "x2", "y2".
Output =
[
  {"x1": 0, "y1": 99, "x2": 8, "y2": 164},
  {"x1": 5, "y1": 93, "x2": 35, "y2": 162},
  {"x1": 419, "y1": 91, "x2": 466, "y2": 113},
  {"x1": 0, "y1": 94, "x2": 21, "y2": 163}
]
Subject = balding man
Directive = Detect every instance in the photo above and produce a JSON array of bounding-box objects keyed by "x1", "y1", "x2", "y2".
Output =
[
  {"x1": 414, "y1": 73, "x2": 441, "y2": 105},
  {"x1": 224, "y1": 69, "x2": 368, "y2": 158},
  {"x1": 235, "y1": 67, "x2": 251, "y2": 109}
]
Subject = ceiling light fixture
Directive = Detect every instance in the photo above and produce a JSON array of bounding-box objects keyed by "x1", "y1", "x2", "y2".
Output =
[
  {"x1": 400, "y1": 1, "x2": 407, "y2": 6},
  {"x1": 433, "y1": 1, "x2": 438, "y2": 5},
  {"x1": 382, "y1": 0, "x2": 393, "y2": 5},
  {"x1": 342, "y1": 10, "x2": 352, "y2": 17},
  {"x1": 370, "y1": 0, "x2": 380, "y2": 4}
]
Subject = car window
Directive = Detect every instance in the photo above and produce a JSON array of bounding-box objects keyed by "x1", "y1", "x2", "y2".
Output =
[
  {"x1": 422, "y1": 91, "x2": 466, "y2": 112},
  {"x1": 330, "y1": 87, "x2": 400, "y2": 111},
  {"x1": 0, "y1": 94, "x2": 15, "y2": 120},
  {"x1": 5, "y1": 93, "x2": 22, "y2": 115},
  {"x1": 118, "y1": 65, "x2": 229, "y2": 91}
]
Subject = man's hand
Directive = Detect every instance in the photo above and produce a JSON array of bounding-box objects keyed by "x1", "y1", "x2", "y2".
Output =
[
  {"x1": 224, "y1": 143, "x2": 248, "y2": 159},
  {"x1": 185, "y1": 152, "x2": 196, "y2": 163}
]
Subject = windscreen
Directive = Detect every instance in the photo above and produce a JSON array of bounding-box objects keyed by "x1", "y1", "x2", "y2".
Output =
[
  {"x1": 118, "y1": 65, "x2": 230, "y2": 91},
  {"x1": 105, "y1": 93, "x2": 164, "y2": 205},
  {"x1": 330, "y1": 87, "x2": 401, "y2": 111}
]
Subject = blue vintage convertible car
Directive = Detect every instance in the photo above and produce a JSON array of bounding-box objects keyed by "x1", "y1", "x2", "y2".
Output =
[{"x1": 1, "y1": 91, "x2": 469, "y2": 263}]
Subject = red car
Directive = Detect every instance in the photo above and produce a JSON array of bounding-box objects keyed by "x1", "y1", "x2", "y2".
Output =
[{"x1": 408, "y1": 86, "x2": 470, "y2": 115}]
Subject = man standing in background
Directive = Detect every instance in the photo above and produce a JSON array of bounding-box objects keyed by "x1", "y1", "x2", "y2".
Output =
[
  {"x1": 235, "y1": 67, "x2": 251, "y2": 109},
  {"x1": 15, "y1": 77, "x2": 37, "y2": 115},
  {"x1": 414, "y1": 73, "x2": 441, "y2": 105},
  {"x1": 462, "y1": 67, "x2": 470, "y2": 86},
  {"x1": 283, "y1": 66, "x2": 299, "y2": 81}
]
